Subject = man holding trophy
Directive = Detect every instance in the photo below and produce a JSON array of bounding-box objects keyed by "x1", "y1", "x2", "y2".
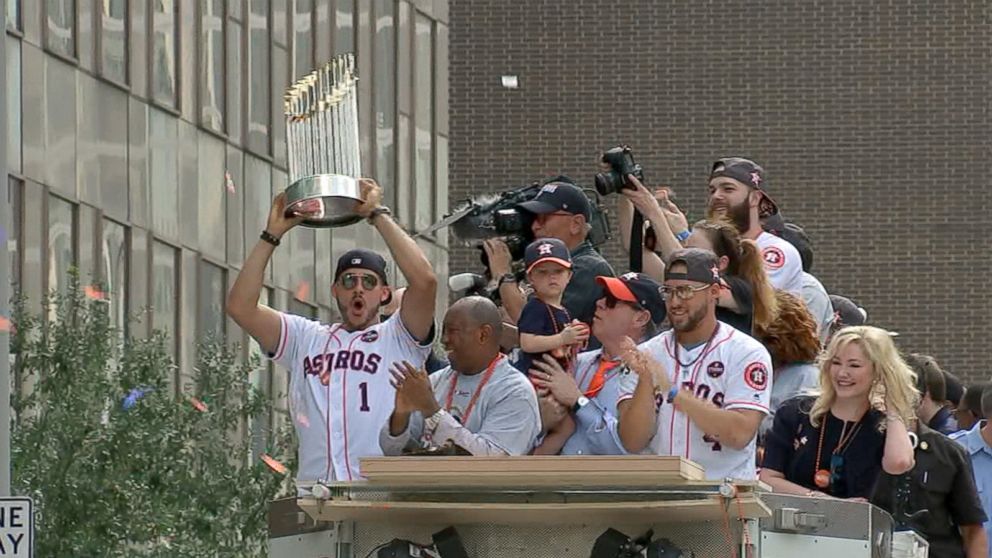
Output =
[{"x1": 227, "y1": 179, "x2": 437, "y2": 486}]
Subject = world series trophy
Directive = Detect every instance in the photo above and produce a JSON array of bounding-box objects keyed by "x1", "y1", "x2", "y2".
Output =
[{"x1": 282, "y1": 53, "x2": 365, "y2": 227}]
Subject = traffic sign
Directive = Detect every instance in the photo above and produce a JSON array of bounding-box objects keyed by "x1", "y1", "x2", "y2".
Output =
[{"x1": 0, "y1": 498, "x2": 32, "y2": 557}]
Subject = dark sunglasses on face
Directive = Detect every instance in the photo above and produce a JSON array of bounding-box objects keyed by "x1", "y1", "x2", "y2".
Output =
[
  {"x1": 603, "y1": 292, "x2": 643, "y2": 311},
  {"x1": 339, "y1": 272, "x2": 379, "y2": 290}
]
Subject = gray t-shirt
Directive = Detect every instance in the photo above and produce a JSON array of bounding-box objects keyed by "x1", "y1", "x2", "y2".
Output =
[
  {"x1": 379, "y1": 356, "x2": 540, "y2": 456},
  {"x1": 801, "y1": 272, "x2": 834, "y2": 346}
]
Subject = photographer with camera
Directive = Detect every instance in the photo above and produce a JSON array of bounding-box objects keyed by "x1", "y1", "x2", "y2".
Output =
[{"x1": 484, "y1": 180, "x2": 615, "y2": 330}]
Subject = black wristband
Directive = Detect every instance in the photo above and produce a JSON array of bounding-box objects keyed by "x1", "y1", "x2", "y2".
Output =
[
  {"x1": 498, "y1": 273, "x2": 517, "y2": 287},
  {"x1": 260, "y1": 230, "x2": 281, "y2": 247},
  {"x1": 368, "y1": 206, "x2": 392, "y2": 223}
]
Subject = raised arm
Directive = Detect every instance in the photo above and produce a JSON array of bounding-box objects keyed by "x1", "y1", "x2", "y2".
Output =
[
  {"x1": 226, "y1": 193, "x2": 304, "y2": 353},
  {"x1": 356, "y1": 179, "x2": 437, "y2": 342}
]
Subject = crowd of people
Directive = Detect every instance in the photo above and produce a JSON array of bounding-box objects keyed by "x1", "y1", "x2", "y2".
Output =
[{"x1": 228, "y1": 160, "x2": 992, "y2": 558}]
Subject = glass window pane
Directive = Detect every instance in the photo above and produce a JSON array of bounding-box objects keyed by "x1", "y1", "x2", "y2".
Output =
[
  {"x1": 149, "y1": 108, "x2": 179, "y2": 239},
  {"x1": 288, "y1": 299, "x2": 316, "y2": 319},
  {"x1": 413, "y1": 14, "x2": 433, "y2": 231},
  {"x1": 7, "y1": 0, "x2": 20, "y2": 31},
  {"x1": 248, "y1": 287, "x2": 273, "y2": 459},
  {"x1": 292, "y1": 0, "x2": 312, "y2": 78},
  {"x1": 199, "y1": 0, "x2": 224, "y2": 131},
  {"x1": 247, "y1": 0, "x2": 270, "y2": 153},
  {"x1": 226, "y1": 15, "x2": 242, "y2": 142},
  {"x1": 151, "y1": 0, "x2": 177, "y2": 106},
  {"x1": 373, "y1": 0, "x2": 394, "y2": 198},
  {"x1": 7, "y1": 36, "x2": 21, "y2": 175},
  {"x1": 47, "y1": 195, "x2": 76, "y2": 304},
  {"x1": 435, "y1": 23, "x2": 448, "y2": 135},
  {"x1": 396, "y1": 1, "x2": 410, "y2": 115},
  {"x1": 45, "y1": 0, "x2": 76, "y2": 58},
  {"x1": 9, "y1": 178, "x2": 21, "y2": 293},
  {"x1": 152, "y1": 241, "x2": 178, "y2": 358},
  {"x1": 272, "y1": 0, "x2": 287, "y2": 46},
  {"x1": 333, "y1": 0, "x2": 353, "y2": 55},
  {"x1": 99, "y1": 0, "x2": 127, "y2": 83},
  {"x1": 397, "y1": 113, "x2": 411, "y2": 225},
  {"x1": 198, "y1": 261, "x2": 225, "y2": 341},
  {"x1": 101, "y1": 219, "x2": 128, "y2": 335}
]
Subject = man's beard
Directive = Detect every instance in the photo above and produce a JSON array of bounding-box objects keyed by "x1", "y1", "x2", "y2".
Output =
[
  {"x1": 670, "y1": 304, "x2": 708, "y2": 333},
  {"x1": 335, "y1": 297, "x2": 380, "y2": 331},
  {"x1": 708, "y1": 199, "x2": 751, "y2": 233}
]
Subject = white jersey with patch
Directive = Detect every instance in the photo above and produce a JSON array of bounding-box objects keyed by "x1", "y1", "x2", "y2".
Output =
[
  {"x1": 755, "y1": 231, "x2": 803, "y2": 296},
  {"x1": 617, "y1": 322, "x2": 773, "y2": 480},
  {"x1": 270, "y1": 311, "x2": 432, "y2": 484}
]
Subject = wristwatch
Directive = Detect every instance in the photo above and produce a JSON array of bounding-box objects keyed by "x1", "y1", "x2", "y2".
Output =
[
  {"x1": 424, "y1": 408, "x2": 446, "y2": 432},
  {"x1": 368, "y1": 206, "x2": 392, "y2": 223},
  {"x1": 260, "y1": 230, "x2": 281, "y2": 247},
  {"x1": 498, "y1": 273, "x2": 517, "y2": 287},
  {"x1": 572, "y1": 395, "x2": 590, "y2": 414}
]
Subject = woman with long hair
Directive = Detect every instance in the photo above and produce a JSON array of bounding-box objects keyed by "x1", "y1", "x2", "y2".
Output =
[
  {"x1": 760, "y1": 326, "x2": 917, "y2": 499},
  {"x1": 754, "y1": 290, "x2": 821, "y2": 436}
]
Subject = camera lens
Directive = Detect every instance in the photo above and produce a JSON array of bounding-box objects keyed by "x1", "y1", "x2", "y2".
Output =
[{"x1": 594, "y1": 170, "x2": 622, "y2": 196}]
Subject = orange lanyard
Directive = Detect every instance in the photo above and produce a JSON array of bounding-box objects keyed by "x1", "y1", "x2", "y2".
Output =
[
  {"x1": 583, "y1": 358, "x2": 620, "y2": 398},
  {"x1": 445, "y1": 354, "x2": 503, "y2": 425}
]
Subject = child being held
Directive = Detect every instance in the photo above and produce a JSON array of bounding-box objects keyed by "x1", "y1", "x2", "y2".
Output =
[{"x1": 515, "y1": 238, "x2": 590, "y2": 451}]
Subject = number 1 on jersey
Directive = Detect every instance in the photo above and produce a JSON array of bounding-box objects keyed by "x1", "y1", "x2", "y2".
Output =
[{"x1": 358, "y1": 382, "x2": 370, "y2": 412}]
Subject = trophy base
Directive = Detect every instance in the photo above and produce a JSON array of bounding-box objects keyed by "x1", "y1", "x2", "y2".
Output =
[{"x1": 284, "y1": 174, "x2": 364, "y2": 228}]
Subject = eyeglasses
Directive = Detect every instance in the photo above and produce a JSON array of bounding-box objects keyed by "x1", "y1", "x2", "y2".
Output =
[
  {"x1": 339, "y1": 272, "x2": 379, "y2": 290},
  {"x1": 603, "y1": 292, "x2": 643, "y2": 311},
  {"x1": 660, "y1": 284, "x2": 711, "y2": 301}
]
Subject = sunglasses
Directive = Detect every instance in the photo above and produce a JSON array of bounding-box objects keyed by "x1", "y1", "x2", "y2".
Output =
[
  {"x1": 660, "y1": 284, "x2": 710, "y2": 301},
  {"x1": 339, "y1": 272, "x2": 379, "y2": 290},
  {"x1": 603, "y1": 292, "x2": 643, "y2": 311}
]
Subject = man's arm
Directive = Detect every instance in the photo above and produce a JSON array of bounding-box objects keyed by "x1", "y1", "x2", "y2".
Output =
[
  {"x1": 379, "y1": 411, "x2": 424, "y2": 456},
  {"x1": 483, "y1": 239, "x2": 525, "y2": 323},
  {"x1": 432, "y1": 384, "x2": 542, "y2": 456},
  {"x1": 574, "y1": 400, "x2": 628, "y2": 455},
  {"x1": 617, "y1": 373, "x2": 658, "y2": 453},
  {"x1": 358, "y1": 180, "x2": 437, "y2": 342},
  {"x1": 670, "y1": 392, "x2": 764, "y2": 450},
  {"x1": 227, "y1": 193, "x2": 304, "y2": 352},
  {"x1": 961, "y1": 524, "x2": 988, "y2": 558}
]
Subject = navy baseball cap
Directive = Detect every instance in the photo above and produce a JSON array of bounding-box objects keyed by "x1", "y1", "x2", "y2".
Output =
[
  {"x1": 335, "y1": 249, "x2": 389, "y2": 285},
  {"x1": 829, "y1": 295, "x2": 867, "y2": 327},
  {"x1": 518, "y1": 182, "x2": 592, "y2": 220},
  {"x1": 710, "y1": 157, "x2": 779, "y2": 215},
  {"x1": 665, "y1": 248, "x2": 721, "y2": 285},
  {"x1": 596, "y1": 272, "x2": 666, "y2": 323},
  {"x1": 764, "y1": 214, "x2": 813, "y2": 272},
  {"x1": 525, "y1": 237, "x2": 572, "y2": 273}
]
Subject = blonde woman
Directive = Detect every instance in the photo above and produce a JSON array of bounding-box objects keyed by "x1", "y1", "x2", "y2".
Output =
[{"x1": 760, "y1": 326, "x2": 917, "y2": 499}]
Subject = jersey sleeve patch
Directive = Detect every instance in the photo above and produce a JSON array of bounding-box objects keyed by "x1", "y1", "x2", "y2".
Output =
[
  {"x1": 744, "y1": 362, "x2": 769, "y2": 391},
  {"x1": 761, "y1": 246, "x2": 786, "y2": 270}
]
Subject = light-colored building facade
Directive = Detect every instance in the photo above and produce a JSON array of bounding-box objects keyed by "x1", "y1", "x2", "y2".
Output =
[{"x1": 4, "y1": 0, "x2": 450, "y2": 454}]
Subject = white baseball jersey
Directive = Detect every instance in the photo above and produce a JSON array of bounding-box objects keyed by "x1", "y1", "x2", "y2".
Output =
[
  {"x1": 270, "y1": 311, "x2": 432, "y2": 484},
  {"x1": 755, "y1": 231, "x2": 803, "y2": 296},
  {"x1": 617, "y1": 321, "x2": 773, "y2": 480}
]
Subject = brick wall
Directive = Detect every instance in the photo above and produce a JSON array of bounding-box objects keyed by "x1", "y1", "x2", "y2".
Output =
[{"x1": 448, "y1": 1, "x2": 992, "y2": 383}]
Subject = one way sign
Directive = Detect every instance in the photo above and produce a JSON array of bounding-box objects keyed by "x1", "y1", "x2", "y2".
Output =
[{"x1": 0, "y1": 498, "x2": 32, "y2": 557}]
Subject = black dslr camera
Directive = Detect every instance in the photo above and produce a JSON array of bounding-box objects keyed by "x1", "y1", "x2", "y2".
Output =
[{"x1": 595, "y1": 145, "x2": 644, "y2": 196}]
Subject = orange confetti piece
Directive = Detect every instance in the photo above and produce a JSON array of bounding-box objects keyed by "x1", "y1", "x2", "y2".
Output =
[
  {"x1": 224, "y1": 170, "x2": 236, "y2": 194},
  {"x1": 84, "y1": 285, "x2": 106, "y2": 301},
  {"x1": 190, "y1": 397, "x2": 208, "y2": 412},
  {"x1": 294, "y1": 281, "x2": 310, "y2": 301},
  {"x1": 0, "y1": 316, "x2": 12, "y2": 333},
  {"x1": 261, "y1": 453, "x2": 288, "y2": 474},
  {"x1": 296, "y1": 412, "x2": 311, "y2": 428}
]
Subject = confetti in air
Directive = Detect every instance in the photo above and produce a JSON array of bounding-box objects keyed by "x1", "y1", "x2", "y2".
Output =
[
  {"x1": 122, "y1": 387, "x2": 154, "y2": 411},
  {"x1": 261, "y1": 454, "x2": 288, "y2": 474},
  {"x1": 295, "y1": 281, "x2": 311, "y2": 301},
  {"x1": 84, "y1": 285, "x2": 107, "y2": 301},
  {"x1": 224, "y1": 170, "x2": 236, "y2": 194},
  {"x1": 190, "y1": 397, "x2": 208, "y2": 412},
  {"x1": 0, "y1": 316, "x2": 13, "y2": 333},
  {"x1": 296, "y1": 412, "x2": 311, "y2": 428}
]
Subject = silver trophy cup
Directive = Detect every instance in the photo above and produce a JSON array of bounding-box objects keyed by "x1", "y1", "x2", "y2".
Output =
[{"x1": 283, "y1": 53, "x2": 365, "y2": 228}]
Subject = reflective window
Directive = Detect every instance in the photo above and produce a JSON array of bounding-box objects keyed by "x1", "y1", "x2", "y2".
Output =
[
  {"x1": 373, "y1": 0, "x2": 395, "y2": 196},
  {"x1": 248, "y1": 287, "x2": 273, "y2": 459},
  {"x1": 47, "y1": 195, "x2": 76, "y2": 305},
  {"x1": 199, "y1": 0, "x2": 225, "y2": 132},
  {"x1": 7, "y1": 36, "x2": 21, "y2": 175},
  {"x1": 6, "y1": 0, "x2": 20, "y2": 31},
  {"x1": 198, "y1": 261, "x2": 225, "y2": 342},
  {"x1": 226, "y1": 13, "x2": 243, "y2": 142},
  {"x1": 292, "y1": 0, "x2": 312, "y2": 78},
  {"x1": 101, "y1": 219, "x2": 128, "y2": 335},
  {"x1": 8, "y1": 178, "x2": 21, "y2": 293},
  {"x1": 247, "y1": 0, "x2": 270, "y2": 153},
  {"x1": 149, "y1": 108, "x2": 179, "y2": 239},
  {"x1": 45, "y1": 0, "x2": 76, "y2": 58},
  {"x1": 99, "y1": 0, "x2": 128, "y2": 84},
  {"x1": 151, "y1": 241, "x2": 178, "y2": 359},
  {"x1": 334, "y1": 0, "x2": 353, "y2": 55},
  {"x1": 289, "y1": 299, "x2": 317, "y2": 319},
  {"x1": 151, "y1": 0, "x2": 177, "y2": 106},
  {"x1": 413, "y1": 14, "x2": 433, "y2": 231}
]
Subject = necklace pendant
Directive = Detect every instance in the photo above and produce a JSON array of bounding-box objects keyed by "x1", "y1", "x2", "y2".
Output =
[{"x1": 814, "y1": 469, "x2": 831, "y2": 489}]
